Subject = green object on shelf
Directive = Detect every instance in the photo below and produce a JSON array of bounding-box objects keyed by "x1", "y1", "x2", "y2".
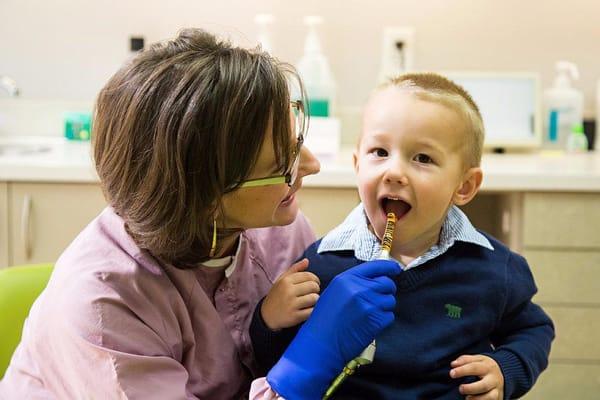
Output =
[
  {"x1": 308, "y1": 98, "x2": 330, "y2": 117},
  {"x1": 0, "y1": 263, "x2": 53, "y2": 378},
  {"x1": 64, "y1": 112, "x2": 92, "y2": 141}
]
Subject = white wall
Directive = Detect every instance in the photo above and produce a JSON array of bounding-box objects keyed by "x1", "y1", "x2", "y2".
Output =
[{"x1": 1, "y1": 0, "x2": 599, "y2": 138}]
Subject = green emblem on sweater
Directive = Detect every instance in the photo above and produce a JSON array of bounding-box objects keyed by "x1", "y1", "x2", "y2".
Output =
[{"x1": 445, "y1": 304, "x2": 462, "y2": 319}]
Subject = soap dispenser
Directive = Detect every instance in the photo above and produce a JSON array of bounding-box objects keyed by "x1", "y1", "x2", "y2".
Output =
[
  {"x1": 542, "y1": 61, "x2": 584, "y2": 149},
  {"x1": 296, "y1": 16, "x2": 340, "y2": 163},
  {"x1": 297, "y1": 16, "x2": 336, "y2": 117}
]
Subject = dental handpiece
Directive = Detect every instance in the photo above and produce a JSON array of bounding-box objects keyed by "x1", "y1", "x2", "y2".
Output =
[{"x1": 323, "y1": 212, "x2": 397, "y2": 400}]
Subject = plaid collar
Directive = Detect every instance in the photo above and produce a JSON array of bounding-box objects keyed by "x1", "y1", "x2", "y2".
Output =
[{"x1": 317, "y1": 203, "x2": 493, "y2": 270}]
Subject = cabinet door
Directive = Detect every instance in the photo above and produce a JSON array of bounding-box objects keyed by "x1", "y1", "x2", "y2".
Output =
[
  {"x1": 523, "y1": 192, "x2": 600, "y2": 248},
  {"x1": 9, "y1": 183, "x2": 106, "y2": 265},
  {"x1": 296, "y1": 188, "x2": 359, "y2": 237},
  {"x1": 0, "y1": 182, "x2": 8, "y2": 267}
]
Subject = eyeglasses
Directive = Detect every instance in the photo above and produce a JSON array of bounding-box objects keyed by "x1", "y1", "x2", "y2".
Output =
[{"x1": 237, "y1": 100, "x2": 306, "y2": 189}]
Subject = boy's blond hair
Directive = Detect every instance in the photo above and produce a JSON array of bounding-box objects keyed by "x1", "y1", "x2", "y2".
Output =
[{"x1": 381, "y1": 72, "x2": 484, "y2": 168}]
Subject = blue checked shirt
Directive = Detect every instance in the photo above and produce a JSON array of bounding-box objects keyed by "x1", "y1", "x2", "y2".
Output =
[{"x1": 317, "y1": 203, "x2": 494, "y2": 270}]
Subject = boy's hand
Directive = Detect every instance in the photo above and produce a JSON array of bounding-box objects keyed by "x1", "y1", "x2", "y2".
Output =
[
  {"x1": 450, "y1": 354, "x2": 504, "y2": 399},
  {"x1": 261, "y1": 259, "x2": 320, "y2": 330}
]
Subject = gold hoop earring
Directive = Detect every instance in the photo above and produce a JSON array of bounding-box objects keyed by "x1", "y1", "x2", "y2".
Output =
[{"x1": 209, "y1": 219, "x2": 217, "y2": 258}]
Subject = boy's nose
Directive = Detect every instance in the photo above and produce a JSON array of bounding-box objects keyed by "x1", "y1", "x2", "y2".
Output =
[
  {"x1": 298, "y1": 146, "x2": 320, "y2": 178},
  {"x1": 384, "y1": 162, "x2": 408, "y2": 186}
]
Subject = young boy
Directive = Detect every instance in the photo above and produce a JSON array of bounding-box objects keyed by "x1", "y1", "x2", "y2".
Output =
[{"x1": 250, "y1": 73, "x2": 554, "y2": 399}]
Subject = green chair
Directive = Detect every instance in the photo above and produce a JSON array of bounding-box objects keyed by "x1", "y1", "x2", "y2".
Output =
[{"x1": 0, "y1": 263, "x2": 53, "y2": 378}]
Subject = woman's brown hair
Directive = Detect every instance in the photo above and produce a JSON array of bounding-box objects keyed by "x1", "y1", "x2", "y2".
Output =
[{"x1": 93, "y1": 28, "x2": 302, "y2": 268}]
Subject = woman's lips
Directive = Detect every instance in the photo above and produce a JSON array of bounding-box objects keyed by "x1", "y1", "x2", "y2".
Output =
[
  {"x1": 281, "y1": 182, "x2": 302, "y2": 207},
  {"x1": 280, "y1": 193, "x2": 296, "y2": 207}
]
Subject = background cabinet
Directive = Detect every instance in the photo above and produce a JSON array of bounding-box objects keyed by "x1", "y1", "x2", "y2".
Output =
[
  {"x1": 521, "y1": 193, "x2": 600, "y2": 400},
  {"x1": 296, "y1": 188, "x2": 359, "y2": 237},
  {"x1": 3, "y1": 182, "x2": 106, "y2": 267}
]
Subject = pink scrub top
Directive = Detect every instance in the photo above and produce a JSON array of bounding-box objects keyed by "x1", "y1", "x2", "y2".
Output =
[{"x1": 0, "y1": 207, "x2": 315, "y2": 399}]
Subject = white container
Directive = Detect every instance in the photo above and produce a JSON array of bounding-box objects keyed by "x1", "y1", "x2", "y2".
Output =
[
  {"x1": 297, "y1": 16, "x2": 336, "y2": 117},
  {"x1": 303, "y1": 116, "x2": 341, "y2": 163},
  {"x1": 542, "y1": 61, "x2": 584, "y2": 150}
]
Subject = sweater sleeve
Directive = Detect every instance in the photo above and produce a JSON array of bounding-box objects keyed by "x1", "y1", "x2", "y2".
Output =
[
  {"x1": 485, "y1": 252, "x2": 555, "y2": 399},
  {"x1": 249, "y1": 297, "x2": 302, "y2": 376}
]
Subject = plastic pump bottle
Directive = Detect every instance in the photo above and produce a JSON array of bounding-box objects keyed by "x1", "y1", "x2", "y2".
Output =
[
  {"x1": 254, "y1": 14, "x2": 274, "y2": 54},
  {"x1": 297, "y1": 16, "x2": 336, "y2": 117},
  {"x1": 543, "y1": 61, "x2": 584, "y2": 149}
]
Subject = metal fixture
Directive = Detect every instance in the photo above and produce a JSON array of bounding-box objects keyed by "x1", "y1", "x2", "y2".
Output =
[{"x1": 378, "y1": 27, "x2": 415, "y2": 83}]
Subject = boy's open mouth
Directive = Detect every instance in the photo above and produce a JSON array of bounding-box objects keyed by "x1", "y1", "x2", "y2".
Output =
[{"x1": 381, "y1": 197, "x2": 412, "y2": 219}]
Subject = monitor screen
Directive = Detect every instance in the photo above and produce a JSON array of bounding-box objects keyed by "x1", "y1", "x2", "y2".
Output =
[{"x1": 444, "y1": 72, "x2": 541, "y2": 149}]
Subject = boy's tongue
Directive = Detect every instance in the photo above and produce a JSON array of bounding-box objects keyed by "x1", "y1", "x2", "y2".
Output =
[{"x1": 383, "y1": 199, "x2": 411, "y2": 219}]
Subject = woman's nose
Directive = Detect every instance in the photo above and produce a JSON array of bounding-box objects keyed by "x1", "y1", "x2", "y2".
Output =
[{"x1": 298, "y1": 146, "x2": 320, "y2": 178}]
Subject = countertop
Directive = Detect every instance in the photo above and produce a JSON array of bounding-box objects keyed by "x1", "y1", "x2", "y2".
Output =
[{"x1": 1, "y1": 136, "x2": 600, "y2": 192}]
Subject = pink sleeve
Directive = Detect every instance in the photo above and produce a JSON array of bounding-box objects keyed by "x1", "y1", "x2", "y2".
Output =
[{"x1": 249, "y1": 378, "x2": 284, "y2": 399}]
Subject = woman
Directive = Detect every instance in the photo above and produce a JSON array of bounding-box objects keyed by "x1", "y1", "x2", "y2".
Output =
[{"x1": 0, "y1": 29, "x2": 398, "y2": 399}]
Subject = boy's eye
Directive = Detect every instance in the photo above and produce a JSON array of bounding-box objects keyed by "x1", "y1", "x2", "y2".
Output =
[
  {"x1": 372, "y1": 148, "x2": 388, "y2": 157},
  {"x1": 414, "y1": 153, "x2": 433, "y2": 164}
]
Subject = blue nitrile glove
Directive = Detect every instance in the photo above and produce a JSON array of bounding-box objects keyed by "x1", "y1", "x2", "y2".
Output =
[{"x1": 266, "y1": 259, "x2": 400, "y2": 400}]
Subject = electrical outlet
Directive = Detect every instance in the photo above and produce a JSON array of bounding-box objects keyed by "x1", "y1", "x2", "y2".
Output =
[
  {"x1": 378, "y1": 27, "x2": 415, "y2": 83},
  {"x1": 130, "y1": 36, "x2": 145, "y2": 52}
]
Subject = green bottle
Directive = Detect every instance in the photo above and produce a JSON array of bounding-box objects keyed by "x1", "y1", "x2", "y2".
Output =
[{"x1": 566, "y1": 123, "x2": 588, "y2": 153}]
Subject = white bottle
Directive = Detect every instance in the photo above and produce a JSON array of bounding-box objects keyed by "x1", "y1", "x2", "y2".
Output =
[
  {"x1": 254, "y1": 14, "x2": 274, "y2": 54},
  {"x1": 542, "y1": 61, "x2": 584, "y2": 149},
  {"x1": 297, "y1": 16, "x2": 336, "y2": 117}
]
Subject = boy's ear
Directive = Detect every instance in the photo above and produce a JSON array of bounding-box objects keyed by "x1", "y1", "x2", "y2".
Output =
[
  {"x1": 352, "y1": 150, "x2": 359, "y2": 173},
  {"x1": 453, "y1": 167, "x2": 483, "y2": 206}
]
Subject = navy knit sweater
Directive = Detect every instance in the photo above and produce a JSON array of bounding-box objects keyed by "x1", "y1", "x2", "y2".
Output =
[{"x1": 250, "y1": 233, "x2": 554, "y2": 399}]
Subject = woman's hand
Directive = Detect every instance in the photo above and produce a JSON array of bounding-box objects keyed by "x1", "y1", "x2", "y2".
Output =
[
  {"x1": 261, "y1": 259, "x2": 320, "y2": 330},
  {"x1": 450, "y1": 354, "x2": 505, "y2": 399},
  {"x1": 266, "y1": 259, "x2": 401, "y2": 400}
]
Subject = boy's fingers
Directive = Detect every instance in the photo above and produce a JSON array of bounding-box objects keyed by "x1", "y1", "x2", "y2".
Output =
[
  {"x1": 459, "y1": 376, "x2": 494, "y2": 395},
  {"x1": 295, "y1": 307, "x2": 314, "y2": 322},
  {"x1": 451, "y1": 354, "x2": 480, "y2": 367},
  {"x1": 277, "y1": 259, "x2": 309, "y2": 281},
  {"x1": 296, "y1": 293, "x2": 319, "y2": 309},
  {"x1": 450, "y1": 360, "x2": 486, "y2": 378},
  {"x1": 286, "y1": 258, "x2": 309, "y2": 274},
  {"x1": 290, "y1": 271, "x2": 320, "y2": 286},
  {"x1": 294, "y1": 280, "x2": 321, "y2": 296}
]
